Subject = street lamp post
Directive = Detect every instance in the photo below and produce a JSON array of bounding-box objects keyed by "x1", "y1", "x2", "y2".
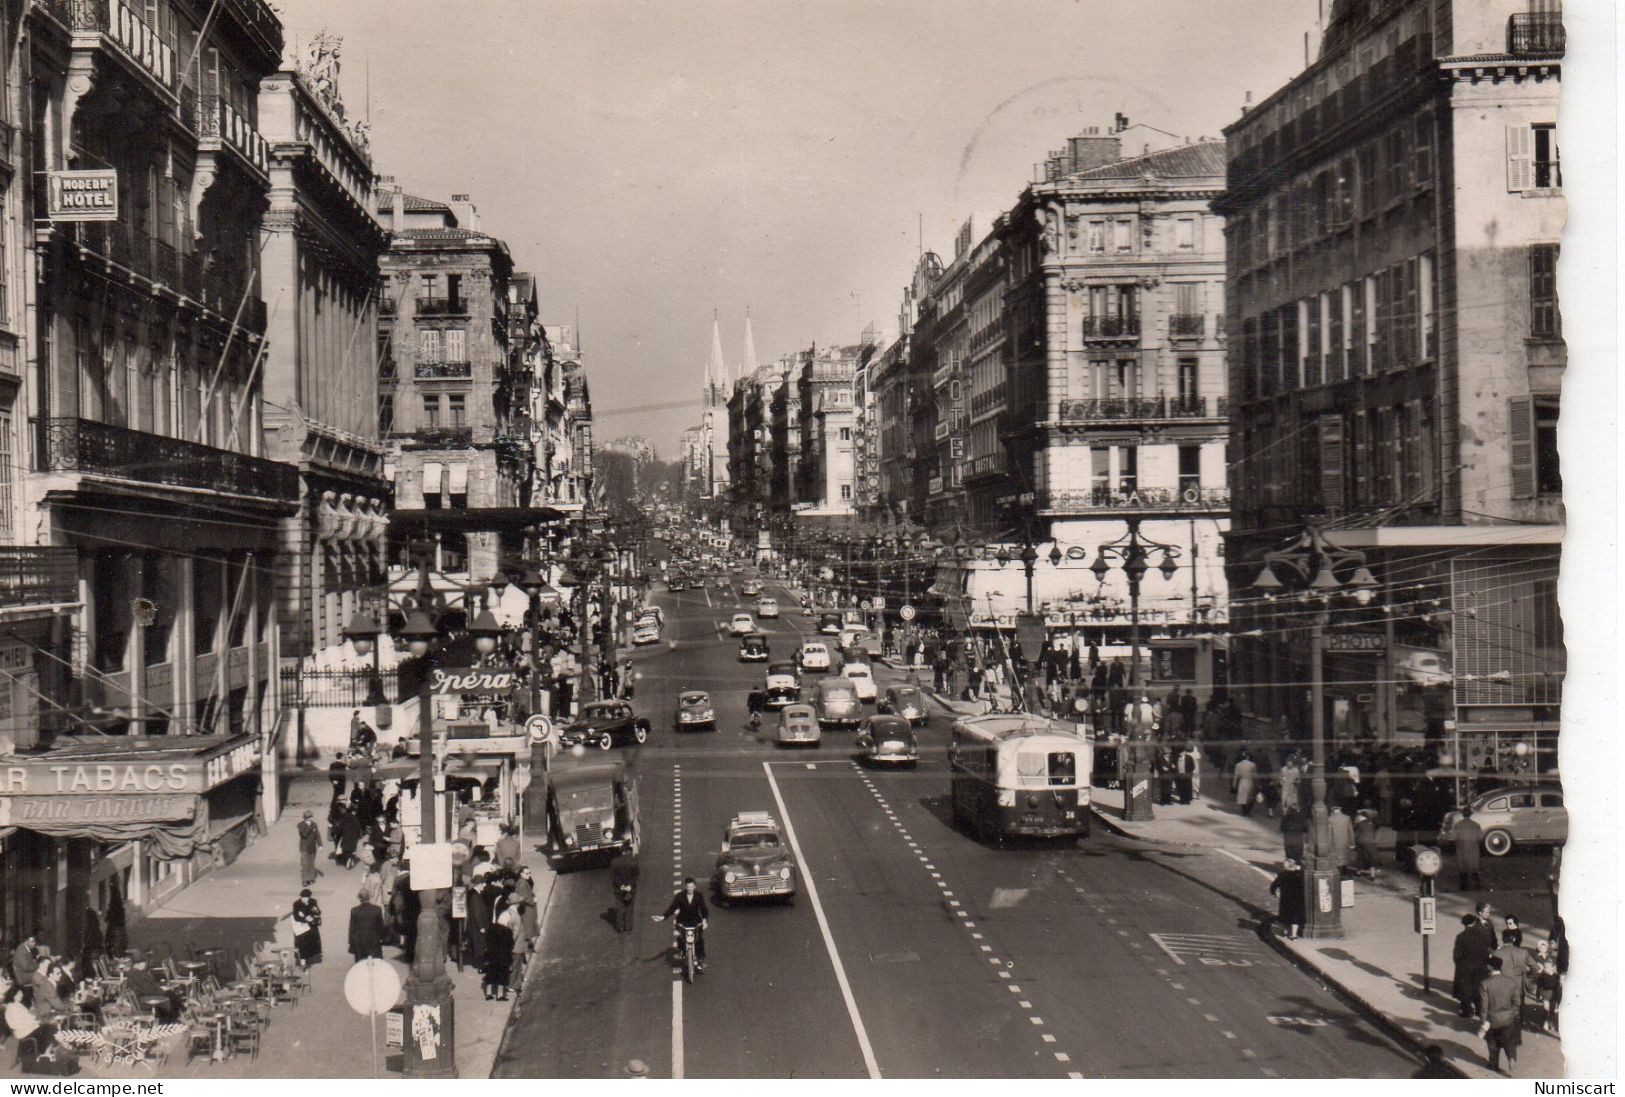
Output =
[
  {"x1": 520, "y1": 565, "x2": 550, "y2": 717},
  {"x1": 1250, "y1": 525, "x2": 1377, "y2": 940},
  {"x1": 1089, "y1": 518, "x2": 1181, "y2": 822}
]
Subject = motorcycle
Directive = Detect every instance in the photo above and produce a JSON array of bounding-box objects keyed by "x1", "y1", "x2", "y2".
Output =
[{"x1": 674, "y1": 923, "x2": 703, "y2": 983}]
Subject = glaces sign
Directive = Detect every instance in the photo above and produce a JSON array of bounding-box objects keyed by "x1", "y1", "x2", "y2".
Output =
[
  {"x1": 429, "y1": 667, "x2": 518, "y2": 694},
  {"x1": 46, "y1": 170, "x2": 120, "y2": 222}
]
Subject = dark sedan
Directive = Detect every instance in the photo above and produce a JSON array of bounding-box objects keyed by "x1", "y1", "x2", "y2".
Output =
[{"x1": 558, "y1": 701, "x2": 652, "y2": 751}]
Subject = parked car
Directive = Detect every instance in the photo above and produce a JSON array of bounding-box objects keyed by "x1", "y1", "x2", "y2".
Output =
[
  {"x1": 764, "y1": 663, "x2": 802, "y2": 709},
  {"x1": 637, "y1": 606, "x2": 665, "y2": 628},
  {"x1": 814, "y1": 678, "x2": 862, "y2": 729},
  {"x1": 757, "y1": 597, "x2": 780, "y2": 619},
  {"x1": 776, "y1": 704, "x2": 820, "y2": 747},
  {"x1": 739, "y1": 632, "x2": 771, "y2": 662},
  {"x1": 558, "y1": 701, "x2": 652, "y2": 751},
  {"x1": 632, "y1": 622, "x2": 661, "y2": 646},
  {"x1": 1439, "y1": 786, "x2": 1567, "y2": 856},
  {"x1": 729, "y1": 613, "x2": 757, "y2": 637},
  {"x1": 841, "y1": 662, "x2": 878, "y2": 702},
  {"x1": 798, "y1": 640, "x2": 832, "y2": 673},
  {"x1": 674, "y1": 690, "x2": 716, "y2": 732},
  {"x1": 879, "y1": 684, "x2": 929, "y2": 726},
  {"x1": 712, "y1": 811, "x2": 797, "y2": 904},
  {"x1": 545, "y1": 762, "x2": 639, "y2": 869},
  {"x1": 856, "y1": 715, "x2": 918, "y2": 767}
]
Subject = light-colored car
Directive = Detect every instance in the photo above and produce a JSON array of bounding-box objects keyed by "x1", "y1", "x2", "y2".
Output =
[
  {"x1": 856, "y1": 715, "x2": 918, "y2": 767},
  {"x1": 757, "y1": 597, "x2": 780, "y2": 619},
  {"x1": 1440, "y1": 786, "x2": 1567, "y2": 856},
  {"x1": 632, "y1": 622, "x2": 661, "y2": 646},
  {"x1": 776, "y1": 704, "x2": 820, "y2": 747},
  {"x1": 842, "y1": 662, "x2": 877, "y2": 702},
  {"x1": 798, "y1": 640, "x2": 831, "y2": 672},
  {"x1": 729, "y1": 613, "x2": 756, "y2": 637}
]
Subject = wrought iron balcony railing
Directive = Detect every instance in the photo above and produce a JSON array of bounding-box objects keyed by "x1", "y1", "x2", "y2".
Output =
[
  {"x1": 34, "y1": 417, "x2": 298, "y2": 502},
  {"x1": 393, "y1": 427, "x2": 475, "y2": 448},
  {"x1": 416, "y1": 296, "x2": 470, "y2": 316},
  {"x1": 1508, "y1": 11, "x2": 1565, "y2": 55},
  {"x1": 1168, "y1": 314, "x2": 1206, "y2": 337},
  {"x1": 1055, "y1": 396, "x2": 1223, "y2": 421},
  {"x1": 196, "y1": 95, "x2": 269, "y2": 174},
  {"x1": 0, "y1": 547, "x2": 79, "y2": 608},
  {"x1": 1082, "y1": 315, "x2": 1140, "y2": 339},
  {"x1": 414, "y1": 360, "x2": 473, "y2": 379},
  {"x1": 1038, "y1": 485, "x2": 1231, "y2": 513}
]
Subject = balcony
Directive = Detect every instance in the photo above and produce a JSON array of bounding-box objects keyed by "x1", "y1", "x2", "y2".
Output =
[
  {"x1": 49, "y1": 0, "x2": 176, "y2": 91},
  {"x1": 1508, "y1": 11, "x2": 1565, "y2": 55},
  {"x1": 0, "y1": 547, "x2": 79, "y2": 609},
  {"x1": 414, "y1": 360, "x2": 473, "y2": 380},
  {"x1": 1168, "y1": 314, "x2": 1205, "y2": 339},
  {"x1": 964, "y1": 453, "x2": 1009, "y2": 480},
  {"x1": 1055, "y1": 396, "x2": 1224, "y2": 422},
  {"x1": 1082, "y1": 315, "x2": 1140, "y2": 340},
  {"x1": 34, "y1": 417, "x2": 298, "y2": 502},
  {"x1": 416, "y1": 296, "x2": 470, "y2": 317},
  {"x1": 1038, "y1": 485, "x2": 1231, "y2": 514},
  {"x1": 379, "y1": 296, "x2": 398, "y2": 316},
  {"x1": 393, "y1": 427, "x2": 475, "y2": 448},
  {"x1": 196, "y1": 95, "x2": 269, "y2": 176}
]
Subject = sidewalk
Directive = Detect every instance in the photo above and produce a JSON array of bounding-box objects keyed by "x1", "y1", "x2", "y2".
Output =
[
  {"x1": 1091, "y1": 783, "x2": 1565, "y2": 1079},
  {"x1": 5, "y1": 775, "x2": 556, "y2": 1080}
]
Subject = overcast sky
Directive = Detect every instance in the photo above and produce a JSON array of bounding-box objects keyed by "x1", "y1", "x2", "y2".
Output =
[{"x1": 272, "y1": 0, "x2": 1329, "y2": 452}]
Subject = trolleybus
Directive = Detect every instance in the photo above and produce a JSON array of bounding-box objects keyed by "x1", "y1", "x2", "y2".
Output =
[{"x1": 947, "y1": 714, "x2": 1093, "y2": 840}]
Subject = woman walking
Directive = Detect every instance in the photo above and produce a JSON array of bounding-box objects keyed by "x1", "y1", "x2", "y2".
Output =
[
  {"x1": 1269, "y1": 859, "x2": 1306, "y2": 940},
  {"x1": 292, "y1": 888, "x2": 324, "y2": 968}
]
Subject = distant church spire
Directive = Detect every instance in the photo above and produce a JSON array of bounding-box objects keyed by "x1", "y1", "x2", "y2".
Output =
[
  {"x1": 705, "y1": 311, "x2": 726, "y2": 406},
  {"x1": 739, "y1": 307, "x2": 759, "y2": 383}
]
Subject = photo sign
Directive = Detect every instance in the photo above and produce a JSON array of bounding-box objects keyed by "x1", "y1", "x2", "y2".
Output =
[{"x1": 46, "y1": 170, "x2": 119, "y2": 222}]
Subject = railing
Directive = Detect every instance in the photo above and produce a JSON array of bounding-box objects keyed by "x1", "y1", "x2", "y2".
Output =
[
  {"x1": 965, "y1": 453, "x2": 1008, "y2": 478},
  {"x1": 394, "y1": 427, "x2": 474, "y2": 447},
  {"x1": 416, "y1": 297, "x2": 470, "y2": 316},
  {"x1": 34, "y1": 417, "x2": 298, "y2": 501},
  {"x1": 1168, "y1": 314, "x2": 1205, "y2": 337},
  {"x1": 196, "y1": 95, "x2": 270, "y2": 174},
  {"x1": 379, "y1": 296, "x2": 398, "y2": 316},
  {"x1": 1038, "y1": 485, "x2": 1231, "y2": 513},
  {"x1": 0, "y1": 547, "x2": 79, "y2": 608},
  {"x1": 1508, "y1": 11, "x2": 1565, "y2": 54},
  {"x1": 1082, "y1": 315, "x2": 1140, "y2": 339},
  {"x1": 378, "y1": 356, "x2": 396, "y2": 381},
  {"x1": 280, "y1": 667, "x2": 405, "y2": 708},
  {"x1": 414, "y1": 360, "x2": 473, "y2": 379},
  {"x1": 153, "y1": 239, "x2": 177, "y2": 287},
  {"x1": 1055, "y1": 396, "x2": 1223, "y2": 421}
]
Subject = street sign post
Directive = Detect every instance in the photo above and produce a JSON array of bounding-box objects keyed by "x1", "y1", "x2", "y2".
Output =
[{"x1": 899, "y1": 604, "x2": 916, "y2": 622}]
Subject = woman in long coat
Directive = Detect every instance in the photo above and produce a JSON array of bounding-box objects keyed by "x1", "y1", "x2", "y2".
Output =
[
  {"x1": 501, "y1": 903, "x2": 528, "y2": 997},
  {"x1": 515, "y1": 870, "x2": 541, "y2": 943},
  {"x1": 1280, "y1": 806, "x2": 1308, "y2": 862},
  {"x1": 481, "y1": 907, "x2": 515, "y2": 1001},
  {"x1": 1269, "y1": 860, "x2": 1306, "y2": 939},
  {"x1": 292, "y1": 888, "x2": 324, "y2": 967},
  {"x1": 1233, "y1": 753, "x2": 1259, "y2": 811}
]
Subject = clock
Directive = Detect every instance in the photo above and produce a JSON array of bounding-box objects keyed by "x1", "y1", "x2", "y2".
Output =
[{"x1": 1413, "y1": 846, "x2": 1442, "y2": 878}]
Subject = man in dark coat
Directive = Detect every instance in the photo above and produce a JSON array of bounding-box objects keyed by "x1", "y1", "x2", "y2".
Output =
[
  {"x1": 298, "y1": 809, "x2": 322, "y2": 885},
  {"x1": 1453, "y1": 808, "x2": 1485, "y2": 891},
  {"x1": 329, "y1": 752, "x2": 348, "y2": 800},
  {"x1": 347, "y1": 891, "x2": 387, "y2": 962},
  {"x1": 1478, "y1": 955, "x2": 1522, "y2": 1074},
  {"x1": 1452, "y1": 914, "x2": 1494, "y2": 1018},
  {"x1": 610, "y1": 851, "x2": 640, "y2": 932},
  {"x1": 335, "y1": 805, "x2": 363, "y2": 869}
]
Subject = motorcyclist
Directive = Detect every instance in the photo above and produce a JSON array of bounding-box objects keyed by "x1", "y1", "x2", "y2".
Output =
[
  {"x1": 651, "y1": 877, "x2": 709, "y2": 969},
  {"x1": 746, "y1": 687, "x2": 766, "y2": 731},
  {"x1": 610, "y1": 850, "x2": 639, "y2": 933}
]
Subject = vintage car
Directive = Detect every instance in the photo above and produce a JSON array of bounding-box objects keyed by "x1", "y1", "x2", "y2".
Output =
[
  {"x1": 559, "y1": 701, "x2": 653, "y2": 750},
  {"x1": 798, "y1": 640, "x2": 832, "y2": 672},
  {"x1": 637, "y1": 606, "x2": 665, "y2": 628},
  {"x1": 1440, "y1": 785, "x2": 1567, "y2": 856},
  {"x1": 729, "y1": 613, "x2": 757, "y2": 637},
  {"x1": 546, "y1": 762, "x2": 640, "y2": 869},
  {"x1": 668, "y1": 577, "x2": 688, "y2": 592},
  {"x1": 632, "y1": 622, "x2": 662, "y2": 646},
  {"x1": 841, "y1": 662, "x2": 878, "y2": 702},
  {"x1": 879, "y1": 684, "x2": 929, "y2": 726},
  {"x1": 712, "y1": 811, "x2": 798, "y2": 903},
  {"x1": 741, "y1": 580, "x2": 763, "y2": 597},
  {"x1": 763, "y1": 663, "x2": 802, "y2": 709},
  {"x1": 776, "y1": 703, "x2": 821, "y2": 747},
  {"x1": 855, "y1": 715, "x2": 918, "y2": 767},
  {"x1": 739, "y1": 632, "x2": 771, "y2": 662},
  {"x1": 814, "y1": 678, "x2": 862, "y2": 729},
  {"x1": 818, "y1": 612, "x2": 843, "y2": 636},
  {"x1": 674, "y1": 690, "x2": 716, "y2": 731},
  {"x1": 800, "y1": 601, "x2": 815, "y2": 617},
  {"x1": 757, "y1": 597, "x2": 780, "y2": 619}
]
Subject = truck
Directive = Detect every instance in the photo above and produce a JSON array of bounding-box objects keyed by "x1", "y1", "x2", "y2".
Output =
[{"x1": 544, "y1": 761, "x2": 640, "y2": 871}]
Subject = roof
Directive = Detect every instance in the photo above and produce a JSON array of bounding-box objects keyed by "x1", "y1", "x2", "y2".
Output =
[
  {"x1": 402, "y1": 193, "x2": 450, "y2": 212},
  {"x1": 1068, "y1": 141, "x2": 1226, "y2": 181},
  {"x1": 395, "y1": 228, "x2": 489, "y2": 242}
]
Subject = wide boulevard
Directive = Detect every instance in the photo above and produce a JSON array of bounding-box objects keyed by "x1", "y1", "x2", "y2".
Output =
[{"x1": 492, "y1": 573, "x2": 1420, "y2": 1079}]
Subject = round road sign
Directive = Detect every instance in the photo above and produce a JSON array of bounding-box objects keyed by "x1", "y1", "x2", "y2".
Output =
[
  {"x1": 899, "y1": 604, "x2": 917, "y2": 622},
  {"x1": 343, "y1": 958, "x2": 401, "y2": 1017},
  {"x1": 859, "y1": 599, "x2": 873, "y2": 612},
  {"x1": 525, "y1": 714, "x2": 554, "y2": 745}
]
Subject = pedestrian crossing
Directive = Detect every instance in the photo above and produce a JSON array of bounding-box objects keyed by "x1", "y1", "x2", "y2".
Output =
[{"x1": 1147, "y1": 932, "x2": 1271, "y2": 968}]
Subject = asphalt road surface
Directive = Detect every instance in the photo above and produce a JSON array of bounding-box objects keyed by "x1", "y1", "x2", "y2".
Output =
[{"x1": 492, "y1": 573, "x2": 1420, "y2": 1079}]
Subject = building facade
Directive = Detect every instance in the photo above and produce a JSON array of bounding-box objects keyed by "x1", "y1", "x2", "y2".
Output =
[{"x1": 1216, "y1": 0, "x2": 1564, "y2": 769}]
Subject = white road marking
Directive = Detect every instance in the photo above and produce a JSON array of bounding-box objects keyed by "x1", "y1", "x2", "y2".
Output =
[
  {"x1": 1029, "y1": 1017, "x2": 1044, "y2": 1026},
  {"x1": 1069, "y1": 1072, "x2": 1084, "y2": 1080},
  {"x1": 1054, "y1": 1052, "x2": 1070, "y2": 1063},
  {"x1": 1261, "y1": 1067, "x2": 1279, "y2": 1077},
  {"x1": 671, "y1": 977, "x2": 684, "y2": 1079},
  {"x1": 1042, "y1": 1034, "x2": 1056, "y2": 1044},
  {"x1": 762, "y1": 762, "x2": 882, "y2": 1078},
  {"x1": 1203, "y1": 1014, "x2": 1219, "y2": 1022},
  {"x1": 1008, "y1": 985, "x2": 1021, "y2": 993},
  {"x1": 1222, "y1": 1031, "x2": 1237, "y2": 1040},
  {"x1": 998, "y1": 972, "x2": 1011, "y2": 980},
  {"x1": 1216, "y1": 846, "x2": 1275, "y2": 880},
  {"x1": 1019, "y1": 1000, "x2": 1032, "y2": 1009}
]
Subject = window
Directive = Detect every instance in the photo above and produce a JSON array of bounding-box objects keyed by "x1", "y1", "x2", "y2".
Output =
[
  {"x1": 422, "y1": 394, "x2": 440, "y2": 428},
  {"x1": 1529, "y1": 244, "x2": 1560, "y2": 339},
  {"x1": 1334, "y1": 157, "x2": 1356, "y2": 225},
  {"x1": 446, "y1": 273, "x2": 462, "y2": 306},
  {"x1": 839, "y1": 427, "x2": 851, "y2": 441},
  {"x1": 1177, "y1": 358, "x2": 1198, "y2": 403},
  {"x1": 1112, "y1": 359, "x2": 1136, "y2": 399},
  {"x1": 1086, "y1": 220, "x2": 1106, "y2": 253},
  {"x1": 447, "y1": 394, "x2": 465, "y2": 427},
  {"x1": 0, "y1": 197, "x2": 8, "y2": 321},
  {"x1": 1118, "y1": 446, "x2": 1138, "y2": 494},
  {"x1": 379, "y1": 393, "x2": 394, "y2": 434},
  {"x1": 1090, "y1": 447, "x2": 1110, "y2": 497},
  {"x1": 0, "y1": 401, "x2": 12, "y2": 537},
  {"x1": 1174, "y1": 283, "x2": 1201, "y2": 319},
  {"x1": 1175, "y1": 218, "x2": 1196, "y2": 250},
  {"x1": 420, "y1": 274, "x2": 438, "y2": 299},
  {"x1": 1312, "y1": 172, "x2": 1330, "y2": 237},
  {"x1": 1419, "y1": 251, "x2": 1437, "y2": 359},
  {"x1": 1359, "y1": 142, "x2": 1380, "y2": 214},
  {"x1": 1280, "y1": 303, "x2": 1299, "y2": 389},
  {"x1": 1535, "y1": 399, "x2": 1561, "y2": 495},
  {"x1": 1178, "y1": 444, "x2": 1201, "y2": 494},
  {"x1": 1386, "y1": 126, "x2": 1411, "y2": 200},
  {"x1": 1113, "y1": 218, "x2": 1134, "y2": 252},
  {"x1": 840, "y1": 484, "x2": 852, "y2": 501},
  {"x1": 1508, "y1": 124, "x2": 1562, "y2": 191},
  {"x1": 1305, "y1": 296, "x2": 1322, "y2": 386},
  {"x1": 1413, "y1": 113, "x2": 1434, "y2": 187},
  {"x1": 1509, "y1": 397, "x2": 1561, "y2": 499},
  {"x1": 1533, "y1": 125, "x2": 1561, "y2": 188},
  {"x1": 445, "y1": 328, "x2": 466, "y2": 361},
  {"x1": 419, "y1": 329, "x2": 442, "y2": 361}
]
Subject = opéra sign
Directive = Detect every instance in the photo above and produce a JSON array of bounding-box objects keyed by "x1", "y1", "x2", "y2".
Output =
[{"x1": 429, "y1": 667, "x2": 518, "y2": 694}]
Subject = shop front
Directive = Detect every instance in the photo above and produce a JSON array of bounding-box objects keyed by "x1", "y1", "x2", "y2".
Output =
[{"x1": 0, "y1": 733, "x2": 263, "y2": 957}]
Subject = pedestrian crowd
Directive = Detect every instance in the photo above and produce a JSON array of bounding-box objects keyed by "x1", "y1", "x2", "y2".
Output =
[{"x1": 1448, "y1": 903, "x2": 1567, "y2": 1074}]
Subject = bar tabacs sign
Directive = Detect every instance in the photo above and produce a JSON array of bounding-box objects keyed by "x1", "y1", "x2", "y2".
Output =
[{"x1": 46, "y1": 169, "x2": 119, "y2": 222}]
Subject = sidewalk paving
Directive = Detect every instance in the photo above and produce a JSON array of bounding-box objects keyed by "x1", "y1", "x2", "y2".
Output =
[
  {"x1": 1091, "y1": 782, "x2": 1565, "y2": 1079},
  {"x1": 3, "y1": 774, "x2": 555, "y2": 1081}
]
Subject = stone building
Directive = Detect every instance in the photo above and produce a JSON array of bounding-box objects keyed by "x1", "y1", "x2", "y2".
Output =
[{"x1": 1215, "y1": 0, "x2": 1565, "y2": 769}]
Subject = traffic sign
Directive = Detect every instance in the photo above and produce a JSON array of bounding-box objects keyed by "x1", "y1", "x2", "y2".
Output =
[
  {"x1": 872, "y1": 596, "x2": 886, "y2": 610},
  {"x1": 899, "y1": 604, "x2": 916, "y2": 622},
  {"x1": 525, "y1": 714, "x2": 554, "y2": 745},
  {"x1": 859, "y1": 599, "x2": 872, "y2": 612},
  {"x1": 344, "y1": 958, "x2": 402, "y2": 1016}
]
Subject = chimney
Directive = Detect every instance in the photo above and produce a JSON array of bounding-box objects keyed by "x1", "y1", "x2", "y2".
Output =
[
  {"x1": 449, "y1": 193, "x2": 479, "y2": 231},
  {"x1": 1066, "y1": 132, "x2": 1121, "y2": 174}
]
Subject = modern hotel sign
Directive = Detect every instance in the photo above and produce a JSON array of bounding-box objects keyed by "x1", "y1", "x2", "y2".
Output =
[{"x1": 45, "y1": 169, "x2": 120, "y2": 222}]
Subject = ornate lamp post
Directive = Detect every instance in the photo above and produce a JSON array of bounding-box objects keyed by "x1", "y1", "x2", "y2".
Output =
[
  {"x1": 344, "y1": 610, "x2": 388, "y2": 719},
  {"x1": 520, "y1": 565, "x2": 551, "y2": 716},
  {"x1": 1089, "y1": 518, "x2": 1181, "y2": 821},
  {"x1": 1249, "y1": 525, "x2": 1377, "y2": 939}
]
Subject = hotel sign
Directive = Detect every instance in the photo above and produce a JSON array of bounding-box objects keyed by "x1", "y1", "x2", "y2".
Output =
[{"x1": 46, "y1": 170, "x2": 120, "y2": 222}]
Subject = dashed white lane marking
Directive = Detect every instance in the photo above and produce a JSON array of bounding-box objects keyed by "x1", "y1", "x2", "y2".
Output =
[
  {"x1": 1042, "y1": 1034, "x2": 1056, "y2": 1043},
  {"x1": 671, "y1": 765, "x2": 684, "y2": 1080},
  {"x1": 1203, "y1": 1014, "x2": 1220, "y2": 1023},
  {"x1": 1221, "y1": 1031, "x2": 1237, "y2": 1040},
  {"x1": 1261, "y1": 1067, "x2": 1279, "y2": 1077},
  {"x1": 1018, "y1": 1001, "x2": 1032, "y2": 1008},
  {"x1": 1054, "y1": 1053, "x2": 1070, "y2": 1062},
  {"x1": 762, "y1": 763, "x2": 881, "y2": 1078}
]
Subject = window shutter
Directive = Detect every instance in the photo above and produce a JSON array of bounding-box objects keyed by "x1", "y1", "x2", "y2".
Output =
[
  {"x1": 1318, "y1": 414, "x2": 1346, "y2": 510},
  {"x1": 1507, "y1": 125, "x2": 1534, "y2": 192},
  {"x1": 1509, "y1": 397, "x2": 1535, "y2": 498},
  {"x1": 1352, "y1": 410, "x2": 1369, "y2": 505},
  {"x1": 1404, "y1": 399, "x2": 1424, "y2": 496}
]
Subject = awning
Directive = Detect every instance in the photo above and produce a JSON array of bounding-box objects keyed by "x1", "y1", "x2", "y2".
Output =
[
  {"x1": 447, "y1": 463, "x2": 470, "y2": 495},
  {"x1": 421, "y1": 461, "x2": 444, "y2": 497}
]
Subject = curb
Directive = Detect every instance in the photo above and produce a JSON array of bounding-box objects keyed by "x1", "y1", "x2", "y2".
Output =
[
  {"x1": 1088, "y1": 803, "x2": 1465, "y2": 1078},
  {"x1": 485, "y1": 862, "x2": 561, "y2": 1077}
]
